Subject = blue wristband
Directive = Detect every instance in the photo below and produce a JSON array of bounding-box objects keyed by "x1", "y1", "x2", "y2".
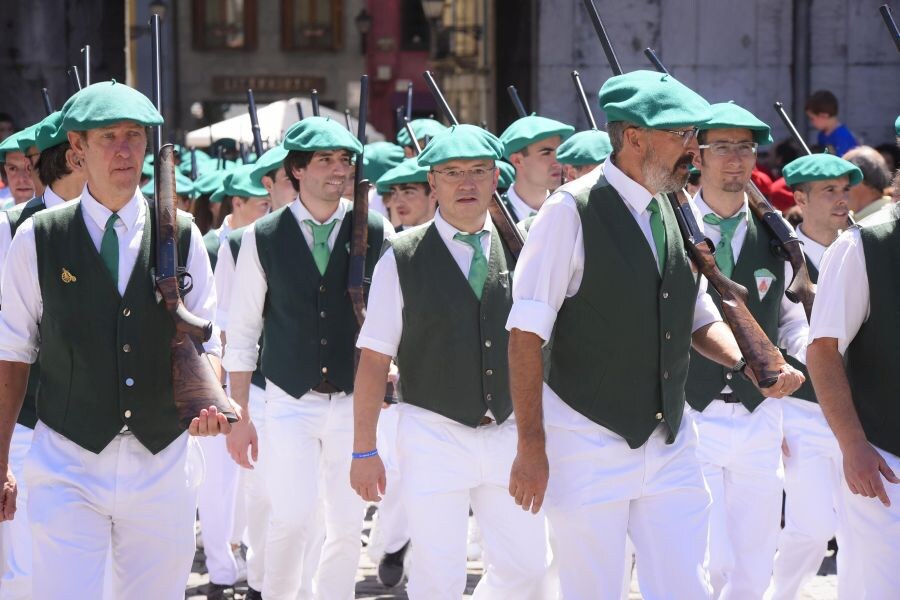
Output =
[{"x1": 352, "y1": 449, "x2": 378, "y2": 459}]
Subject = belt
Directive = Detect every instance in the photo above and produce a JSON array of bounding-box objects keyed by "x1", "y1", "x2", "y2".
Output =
[
  {"x1": 478, "y1": 416, "x2": 494, "y2": 426},
  {"x1": 715, "y1": 392, "x2": 742, "y2": 404},
  {"x1": 312, "y1": 381, "x2": 342, "y2": 395}
]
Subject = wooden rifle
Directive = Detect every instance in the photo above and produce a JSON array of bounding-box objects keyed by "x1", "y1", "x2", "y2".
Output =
[
  {"x1": 348, "y1": 75, "x2": 370, "y2": 329},
  {"x1": 571, "y1": 71, "x2": 598, "y2": 129},
  {"x1": 879, "y1": 4, "x2": 900, "y2": 53},
  {"x1": 246, "y1": 88, "x2": 264, "y2": 158},
  {"x1": 583, "y1": 0, "x2": 783, "y2": 386},
  {"x1": 507, "y1": 85, "x2": 528, "y2": 118},
  {"x1": 41, "y1": 89, "x2": 53, "y2": 116}
]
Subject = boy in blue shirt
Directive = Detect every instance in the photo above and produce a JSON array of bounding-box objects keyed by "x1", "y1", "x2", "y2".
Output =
[{"x1": 805, "y1": 90, "x2": 858, "y2": 156}]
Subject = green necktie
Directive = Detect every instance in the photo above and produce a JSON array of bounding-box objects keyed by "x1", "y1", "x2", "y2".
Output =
[
  {"x1": 454, "y1": 231, "x2": 489, "y2": 300},
  {"x1": 304, "y1": 219, "x2": 338, "y2": 275},
  {"x1": 100, "y1": 213, "x2": 120, "y2": 286},
  {"x1": 646, "y1": 198, "x2": 667, "y2": 272},
  {"x1": 703, "y1": 212, "x2": 745, "y2": 278}
]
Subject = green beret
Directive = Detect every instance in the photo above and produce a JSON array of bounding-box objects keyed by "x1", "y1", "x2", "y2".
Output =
[
  {"x1": 32, "y1": 112, "x2": 69, "y2": 152},
  {"x1": 895, "y1": 114, "x2": 900, "y2": 136},
  {"x1": 416, "y1": 124, "x2": 503, "y2": 167},
  {"x1": 195, "y1": 170, "x2": 230, "y2": 198},
  {"x1": 60, "y1": 80, "x2": 163, "y2": 131},
  {"x1": 555, "y1": 129, "x2": 612, "y2": 166},
  {"x1": 13, "y1": 122, "x2": 40, "y2": 153},
  {"x1": 142, "y1": 154, "x2": 155, "y2": 178},
  {"x1": 783, "y1": 154, "x2": 862, "y2": 187},
  {"x1": 249, "y1": 145, "x2": 288, "y2": 186},
  {"x1": 376, "y1": 157, "x2": 429, "y2": 189},
  {"x1": 283, "y1": 116, "x2": 362, "y2": 154},
  {"x1": 209, "y1": 173, "x2": 235, "y2": 203},
  {"x1": 141, "y1": 169, "x2": 196, "y2": 198},
  {"x1": 363, "y1": 141, "x2": 405, "y2": 183},
  {"x1": 498, "y1": 161, "x2": 515, "y2": 189},
  {"x1": 396, "y1": 118, "x2": 448, "y2": 147},
  {"x1": 600, "y1": 70, "x2": 711, "y2": 129},
  {"x1": 0, "y1": 124, "x2": 38, "y2": 162},
  {"x1": 700, "y1": 102, "x2": 773, "y2": 145},
  {"x1": 224, "y1": 164, "x2": 268, "y2": 198},
  {"x1": 500, "y1": 115, "x2": 574, "y2": 158}
]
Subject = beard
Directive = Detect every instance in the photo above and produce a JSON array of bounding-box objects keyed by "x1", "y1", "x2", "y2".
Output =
[{"x1": 642, "y1": 145, "x2": 694, "y2": 194}]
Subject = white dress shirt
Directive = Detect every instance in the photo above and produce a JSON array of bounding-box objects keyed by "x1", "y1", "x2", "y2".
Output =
[
  {"x1": 505, "y1": 184, "x2": 544, "y2": 223},
  {"x1": 214, "y1": 231, "x2": 240, "y2": 331},
  {"x1": 505, "y1": 157, "x2": 721, "y2": 431},
  {"x1": 692, "y1": 191, "x2": 809, "y2": 361},
  {"x1": 0, "y1": 184, "x2": 221, "y2": 364},
  {"x1": 794, "y1": 225, "x2": 828, "y2": 271},
  {"x1": 808, "y1": 226, "x2": 872, "y2": 355},
  {"x1": 223, "y1": 198, "x2": 394, "y2": 375}
]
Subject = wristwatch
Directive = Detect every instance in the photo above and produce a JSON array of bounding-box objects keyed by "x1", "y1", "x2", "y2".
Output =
[{"x1": 730, "y1": 357, "x2": 747, "y2": 378}]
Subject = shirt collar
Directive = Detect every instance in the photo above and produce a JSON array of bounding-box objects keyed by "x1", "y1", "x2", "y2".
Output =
[
  {"x1": 42, "y1": 186, "x2": 68, "y2": 208},
  {"x1": 80, "y1": 184, "x2": 143, "y2": 232},
  {"x1": 693, "y1": 189, "x2": 749, "y2": 223},
  {"x1": 795, "y1": 225, "x2": 828, "y2": 269},
  {"x1": 507, "y1": 184, "x2": 544, "y2": 219},
  {"x1": 433, "y1": 207, "x2": 494, "y2": 247},
  {"x1": 603, "y1": 156, "x2": 656, "y2": 215},
  {"x1": 291, "y1": 195, "x2": 349, "y2": 226}
]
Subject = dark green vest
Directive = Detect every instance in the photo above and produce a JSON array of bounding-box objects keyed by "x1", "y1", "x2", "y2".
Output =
[
  {"x1": 499, "y1": 191, "x2": 522, "y2": 223},
  {"x1": 845, "y1": 206, "x2": 900, "y2": 457},
  {"x1": 686, "y1": 211, "x2": 790, "y2": 412},
  {"x1": 547, "y1": 175, "x2": 698, "y2": 448},
  {"x1": 227, "y1": 225, "x2": 265, "y2": 390},
  {"x1": 4, "y1": 196, "x2": 47, "y2": 429},
  {"x1": 393, "y1": 223, "x2": 515, "y2": 427},
  {"x1": 804, "y1": 253, "x2": 819, "y2": 284},
  {"x1": 254, "y1": 206, "x2": 383, "y2": 398},
  {"x1": 203, "y1": 228, "x2": 221, "y2": 270},
  {"x1": 33, "y1": 200, "x2": 193, "y2": 454}
]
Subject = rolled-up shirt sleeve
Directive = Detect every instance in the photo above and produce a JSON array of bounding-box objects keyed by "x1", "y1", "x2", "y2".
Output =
[
  {"x1": 505, "y1": 193, "x2": 583, "y2": 343},
  {"x1": 356, "y1": 248, "x2": 403, "y2": 357},
  {"x1": 222, "y1": 227, "x2": 267, "y2": 373},
  {"x1": 0, "y1": 218, "x2": 42, "y2": 364}
]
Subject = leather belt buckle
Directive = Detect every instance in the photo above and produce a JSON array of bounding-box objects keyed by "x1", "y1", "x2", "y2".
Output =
[
  {"x1": 478, "y1": 416, "x2": 494, "y2": 426},
  {"x1": 717, "y1": 392, "x2": 741, "y2": 404},
  {"x1": 312, "y1": 381, "x2": 341, "y2": 395}
]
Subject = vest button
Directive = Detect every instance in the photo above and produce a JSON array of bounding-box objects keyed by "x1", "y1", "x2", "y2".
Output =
[
  {"x1": 662, "y1": 292, "x2": 669, "y2": 299},
  {"x1": 485, "y1": 393, "x2": 493, "y2": 401},
  {"x1": 484, "y1": 339, "x2": 492, "y2": 348},
  {"x1": 320, "y1": 311, "x2": 327, "y2": 318},
  {"x1": 663, "y1": 371, "x2": 669, "y2": 380},
  {"x1": 123, "y1": 308, "x2": 131, "y2": 316},
  {"x1": 321, "y1": 366, "x2": 328, "y2": 374},
  {"x1": 122, "y1": 344, "x2": 131, "y2": 353},
  {"x1": 665, "y1": 331, "x2": 671, "y2": 340},
  {"x1": 485, "y1": 369, "x2": 493, "y2": 376},
  {"x1": 124, "y1": 410, "x2": 132, "y2": 418},
  {"x1": 319, "y1": 285, "x2": 326, "y2": 293},
  {"x1": 320, "y1": 338, "x2": 328, "y2": 346},
  {"x1": 655, "y1": 412, "x2": 663, "y2": 420},
  {"x1": 725, "y1": 372, "x2": 733, "y2": 380},
  {"x1": 125, "y1": 377, "x2": 135, "y2": 387}
]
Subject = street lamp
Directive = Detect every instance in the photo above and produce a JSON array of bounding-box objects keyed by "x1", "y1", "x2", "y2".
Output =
[
  {"x1": 354, "y1": 8, "x2": 373, "y2": 55},
  {"x1": 421, "y1": 0, "x2": 444, "y2": 21}
]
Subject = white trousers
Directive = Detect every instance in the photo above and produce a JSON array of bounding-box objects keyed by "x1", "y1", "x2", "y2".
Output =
[
  {"x1": 241, "y1": 384, "x2": 270, "y2": 592},
  {"x1": 545, "y1": 410, "x2": 712, "y2": 600},
  {"x1": 197, "y1": 432, "x2": 241, "y2": 584},
  {"x1": 25, "y1": 423, "x2": 202, "y2": 600},
  {"x1": 396, "y1": 405, "x2": 552, "y2": 600},
  {"x1": 0, "y1": 424, "x2": 33, "y2": 600},
  {"x1": 368, "y1": 404, "x2": 409, "y2": 561},
  {"x1": 690, "y1": 400, "x2": 783, "y2": 600},
  {"x1": 262, "y1": 386, "x2": 365, "y2": 600},
  {"x1": 769, "y1": 398, "x2": 843, "y2": 600},
  {"x1": 837, "y1": 445, "x2": 900, "y2": 600}
]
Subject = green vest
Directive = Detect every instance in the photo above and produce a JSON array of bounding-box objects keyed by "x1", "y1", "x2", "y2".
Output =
[
  {"x1": 393, "y1": 223, "x2": 515, "y2": 427},
  {"x1": 804, "y1": 253, "x2": 819, "y2": 284},
  {"x1": 32, "y1": 200, "x2": 193, "y2": 454},
  {"x1": 227, "y1": 226, "x2": 265, "y2": 390},
  {"x1": 845, "y1": 205, "x2": 900, "y2": 457},
  {"x1": 203, "y1": 228, "x2": 221, "y2": 270},
  {"x1": 499, "y1": 191, "x2": 522, "y2": 223},
  {"x1": 4, "y1": 196, "x2": 47, "y2": 429},
  {"x1": 686, "y1": 211, "x2": 788, "y2": 412},
  {"x1": 547, "y1": 175, "x2": 698, "y2": 448},
  {"x1": 253, "y1": 206, "x2": 384, "y2": 398}
]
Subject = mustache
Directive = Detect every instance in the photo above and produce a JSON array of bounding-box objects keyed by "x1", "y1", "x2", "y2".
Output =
[{"x1": 674, "y1": 155, "x2": 694, "y2": 170}]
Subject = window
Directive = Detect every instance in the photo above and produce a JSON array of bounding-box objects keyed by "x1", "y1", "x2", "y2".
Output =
[
  {"x1": 193, "y1": 0, "x2": 258, "y2": 50},
  {"x1": 281, "y1": 0, "x2": 343, "y2": 51}
]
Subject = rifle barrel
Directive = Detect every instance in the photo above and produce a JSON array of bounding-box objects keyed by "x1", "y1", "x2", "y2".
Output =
[
  {"x1": 880, "y1": 4, "x2": 900, "y2": 53},
  {"x1": 423, "y1": 71, "x2": 458, "y2": 124},
  {"x1": 403, "y1": 118, "x2": 423, "y2": 155},
  {"x1": 311, "y1": 89, "x2": 320, "y2": 116},
  {"x1": 581, "y1": 0, "x2": 623, "y2": 75},
  {"x1": 570, "y1": 71, "x2": 597, "y2": 130},
  {"x1": 246, "y1": 88, "x2": 264, "y2": 158},
  {"x1": 69, "y1": 66, "x2": 82, "y2": 92},
  {"x1": 773, "y1": 101, "x2": 811, "y2": 155},
  {"x1": 81, "y1": 45, "x2": 91, "y2": 86},
  {"x1": 344, "y1": 109, "x2": 353, "y2": 132},
  {"x1": 355, "y1": 76, "x2": 369, "y2": 186},
  {"x1": 643, "y1": 48, "x2": 669, "y2": 74},
  {"x1": 295, "y1": 100, "x2": 304, "y2": 121},
  {"x1": 406, "y1": 82, "x2": 414, "y2": 120},
  {"x1": 507, "y1": 85, "x2": 528, "y2": 118},
  {"x1": 41, "y1": 88, "x2": 53, "y2": 116},
  {"x1": 150, "y1": 15, "x2": 163, "y2": 157}
]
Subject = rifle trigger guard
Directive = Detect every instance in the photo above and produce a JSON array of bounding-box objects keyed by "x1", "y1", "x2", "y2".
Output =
[{"x1": 177, "y1": 267, "x2": 194, "y2": 296}]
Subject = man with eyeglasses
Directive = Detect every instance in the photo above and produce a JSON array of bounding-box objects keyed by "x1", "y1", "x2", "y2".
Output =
[
  {"x1": 684, "y1": 102, "x2": 812, "y2": 599},
  {"x1": 224, "y1": 116, "x2": 393, "y2": 600},
  {"x1": 505, "y1": 72, "x2": 803, "y2": 598},
  {"x1": 351, "y1": 124, "x2": 553, "y2": 599}
]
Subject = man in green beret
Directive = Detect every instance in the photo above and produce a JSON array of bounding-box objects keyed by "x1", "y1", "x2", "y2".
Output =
[
  {"x1": 556, "y1": 128, "x2": 612, "y2": 183},
  {"x1": 682, "y1": 101, "x2": 811, "y2": 599},
  {"x1": 506, "y1": 71, "x2": 803, "y2": 598},
  {"x1": 0, "y1": 126, "x2": 42, "y2": 208},
  {"x1": 224, "y1": 115, "x2": 393, "y2": 599},
  {"x1": 376, "y1": 157, "x2": 436, "y2": 230},
  {"x1": 396, "y1": 118, "x2": 448, "y2": 157},
  {"x1": 0, "y1": 108, "x2": 86, "y2": 598},
  {"x1": 351, "y1": 123, "x2": 552, "y2": 599},
  {"x1": 0, "y1": 81, "x2": 232, "y2": 599},
  {"x1": 769, "y1": 150, "x2": 863, "y2": 599},
  {"x1": 364, "y1": 140, "x2": 405, "y2": 222},
  {"x1": 806, "y1": 187, "x2": 900, "y2": 599},
  {"x1": 200, "y1": 164, "x2": 270, "y2": 270},
  {"x1": 499, "y1": 115, "x2": 574, "y2": 222}
]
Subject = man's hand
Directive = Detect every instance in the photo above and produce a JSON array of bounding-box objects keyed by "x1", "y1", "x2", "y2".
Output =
[
  {"x1": 509, "y1": 443, "x2": 549, "y2": 514},
  {"x1": 842, "y1": 439, "x2": 900, "y2": 507},
  {"x1": 350, "y1": 455, "x2": 386, "y2": 502},
  {"x1": 188, "y1": 405, "x2": 234, "y2": 437},
  {"x1": 1, "y1": 464, "x2": 16, "y2": 522},
  {"x1": 226, "y1": 417, "x2": 259, "y2": 470},
  {"x1": 747, "y1": 362, "x2": 805, "y2": 398}
]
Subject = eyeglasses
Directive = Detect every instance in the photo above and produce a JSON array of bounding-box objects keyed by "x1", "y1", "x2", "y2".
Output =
[
  {"x1": 431, "y1": 166, "x2": 496, "y2": 183},
  {"x1": 698, "y1": 141, "x2": 759, "y2": 158},
  {"x1": 657, "y1": 127, "x2": 700, "y2": 147}
]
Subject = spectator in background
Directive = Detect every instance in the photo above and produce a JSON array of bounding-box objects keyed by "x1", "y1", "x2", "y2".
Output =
[
  {"x1": 805, "y1": 90, "x2": 858, "y2": 156},
  {"x1": 0, "y1": 113, "x2": 15, "y2": 142},
  {"x1": 874, "y1": 143, "x2": 899, "y2": 173},
  {"x1": 843, "y1": 146, "x2": 892, "y2": 221}
]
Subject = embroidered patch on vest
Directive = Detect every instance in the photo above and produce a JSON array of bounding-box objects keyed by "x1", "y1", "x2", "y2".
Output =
[
  {"x1": 754, "y1": 268, "x2": 776, "y2": 301},
  {"x1": 60, "y1": 268, "x2": 77, "y2": 283}
]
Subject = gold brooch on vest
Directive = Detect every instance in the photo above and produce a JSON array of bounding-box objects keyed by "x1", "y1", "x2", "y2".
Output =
[{"x1": 61, "y1": 268, "x2": 77, "y2": 283}]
